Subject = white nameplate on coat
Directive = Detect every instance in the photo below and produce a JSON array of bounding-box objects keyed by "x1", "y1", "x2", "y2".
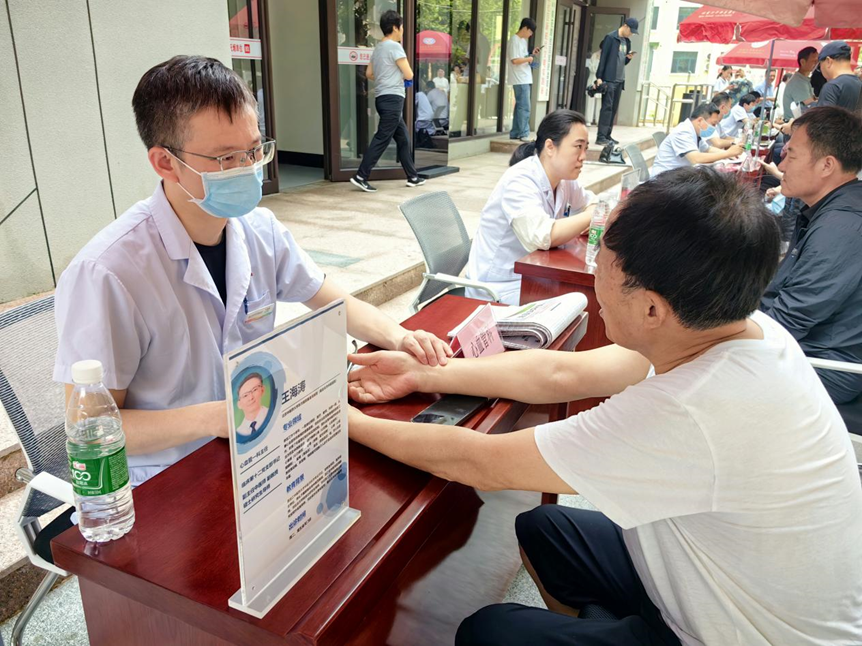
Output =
[{"x1": 245, "y1": 303, "x2": 275, "y2": 323}]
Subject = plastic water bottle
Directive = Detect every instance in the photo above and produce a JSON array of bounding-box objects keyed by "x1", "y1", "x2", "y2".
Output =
[
  {"x1": 585, "y1": 193, "x2": 613, "y2": 267},
  {"x1": 66, "y1": 360, "x2": 135, "y2": 542}
]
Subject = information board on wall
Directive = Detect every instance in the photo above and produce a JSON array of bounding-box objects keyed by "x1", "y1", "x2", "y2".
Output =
[
  {"x1": 224, "y1": 300, "x2": 360, "y2": 618},
  {"x1": 537, "y1": 3, "x2": 557, "y2": 101}
]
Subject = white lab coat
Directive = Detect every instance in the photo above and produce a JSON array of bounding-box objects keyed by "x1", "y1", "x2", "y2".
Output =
[
  {"x1": 466, "y1": 155, "x2": 593, "y2": 305},
  {"x1": 54, "y1": 183, "x2": 324, "y2": 485}
]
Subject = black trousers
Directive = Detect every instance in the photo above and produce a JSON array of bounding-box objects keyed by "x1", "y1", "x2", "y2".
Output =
[
  {"x1": 357, "y1": 94, "x2": 418, "y2": 180},
  {"x1": 456, "y1": 506, "x2": 682, "y2": 646},
  {"x1": 597, "y1": 82, "x2": 623, "y2": 141}
]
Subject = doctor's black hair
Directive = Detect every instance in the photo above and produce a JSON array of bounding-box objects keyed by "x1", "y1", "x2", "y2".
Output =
[
  {"x1": 509, "y1": 109, "x2": 587, "y2": 166},
  {"x1": 602, "y1": 166, "x2": 779, "y2": 330},
  {"x1": 710, "y1": 92, "x2": 731, "y2": 108},
  {"x1": 738, "y1": 92, "x2": 758, "y2": 106},
  {"x1": 691, "y1": 103, "x2": 719, "y2": 120},
  {"x1": 133, "y1": 55, "x2": 256, "y2": 150}
]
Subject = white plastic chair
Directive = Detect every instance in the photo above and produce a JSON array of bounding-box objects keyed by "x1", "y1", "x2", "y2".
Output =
[{"x1": 807, "y1": 357, "x2": 862, "y2": 473}]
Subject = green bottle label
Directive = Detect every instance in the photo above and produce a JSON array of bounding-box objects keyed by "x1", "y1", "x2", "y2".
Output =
[
  {"x1": 588, "y1": 225, "x2": 604, "y2": 247},
  {"x1": 69, "y1": 447, "x2": 130, "y2": 497}
]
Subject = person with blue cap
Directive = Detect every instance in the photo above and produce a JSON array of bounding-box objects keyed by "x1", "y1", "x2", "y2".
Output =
[
  {"x1": 594, "y1": 17, "x2": 638, "y2": 146},
  {"x1": 818, "y1": 41, "x2": 862, "y2": 114}
]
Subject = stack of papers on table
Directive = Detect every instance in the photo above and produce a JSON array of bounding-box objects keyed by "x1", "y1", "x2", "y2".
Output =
[{"x1": 448, "y1": 292, "x2": 588, "y2": 350}]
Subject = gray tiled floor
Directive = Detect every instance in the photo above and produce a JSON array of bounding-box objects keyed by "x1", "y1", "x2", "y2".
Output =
[{"x1": 0, "y1": 577, "x2": 88, "y2": 646}]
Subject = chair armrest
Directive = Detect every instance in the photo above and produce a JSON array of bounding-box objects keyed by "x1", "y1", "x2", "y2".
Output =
[
  {"x1": 29, "y1": 472, "x2": 75, "y2": 507},
  {"x1": 423, "y1": 273, "x2": 501, "y2": 302},
  {"x1": 807, "y1": 357, "x2": 862, "y2": 375}
]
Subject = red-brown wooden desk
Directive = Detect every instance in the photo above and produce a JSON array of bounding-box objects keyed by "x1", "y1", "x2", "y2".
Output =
[
  {"x1": 515, "y1": 237, "x2": 609, "y2": 418},
  {"x1": 52, "y1": 296, "x2": 587, "y2": 646}
]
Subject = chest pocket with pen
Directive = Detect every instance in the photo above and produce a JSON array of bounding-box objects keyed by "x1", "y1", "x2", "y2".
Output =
[{"x1": 243, "y1": 291, "x2": 274, "y2": 324}]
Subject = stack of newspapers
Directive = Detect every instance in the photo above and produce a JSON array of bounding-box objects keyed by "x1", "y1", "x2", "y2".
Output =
[{"x1": 449, "y1": 292, "x2": 588, "y2": 350}]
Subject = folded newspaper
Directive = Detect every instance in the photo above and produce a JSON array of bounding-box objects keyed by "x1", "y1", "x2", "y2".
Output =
[{"x1": 448, "y1": 293, "x2": 588, "y2": 350}]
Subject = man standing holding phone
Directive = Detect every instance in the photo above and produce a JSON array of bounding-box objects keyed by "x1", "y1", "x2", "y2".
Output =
[
  {"x1": 508, "y1": 17, "x2": 540, "y2": 141},
  {"x1": 594, "y1": 17, "x2": 638, "y2": 146},
  {"x1": 351, "y1": 10, "x2": 426, "y2": 193}
]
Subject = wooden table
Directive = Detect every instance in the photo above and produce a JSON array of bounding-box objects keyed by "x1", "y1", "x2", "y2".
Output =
[
  {"x1": 52, "y1": 296, "x2": 587, "y2": 646},
  {"x1": 515, "y1": 237, "x2": 609, "y2": 419}
]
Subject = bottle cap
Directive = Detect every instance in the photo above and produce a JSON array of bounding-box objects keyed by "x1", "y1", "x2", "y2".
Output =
[{"x1": 71, "y1": 360, "x2": 103, "y2": 385}]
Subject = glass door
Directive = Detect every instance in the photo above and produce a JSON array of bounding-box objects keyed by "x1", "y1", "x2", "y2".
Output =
[
  {"x1": 549, "y1": 0, "x2": 581, "y2": 112},
  {"x1": 322, "y1": 0, "x2": 410, "y2": 181},
  {"x1": 572, "y1": 6, "x2": 627, "y2": 114},
  {"x1": 227, "y1": 0, "x2": 278, "y2": 194}
]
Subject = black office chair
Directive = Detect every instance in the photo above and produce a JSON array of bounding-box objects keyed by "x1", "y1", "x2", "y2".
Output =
[{"x1": 0, "y1": 296, "x2": 76, "y2": 645}]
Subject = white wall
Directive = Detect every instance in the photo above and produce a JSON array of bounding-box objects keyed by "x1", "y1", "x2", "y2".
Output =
[
  {"x1": 647, "y1": 0, "x2": 736, "y2": 87},
  {"x1": 269, "y1": 0, "x2": 324, "y2": 156},
  {"x1": 0, "y1": 0, "x2": 229, "y2": 303}
]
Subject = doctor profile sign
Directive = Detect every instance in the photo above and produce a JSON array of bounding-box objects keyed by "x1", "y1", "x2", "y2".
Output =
[{"x1": 224, "y1": 299, "x2": 360, "y2": 618}]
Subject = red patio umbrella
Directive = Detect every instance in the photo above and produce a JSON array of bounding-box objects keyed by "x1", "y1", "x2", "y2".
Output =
[
  {"x1": 416, "y1": 31, "x2": 452, "y2": 61},
  {"x1": 717, "y1": 39, "x2": 862, "y2": 67},
  {"x1": 679, "y1": 6, "x2": 862, "y2": 43},
  {"x1": 688, "y1": 0, "x2": 859, "y2": 29}
]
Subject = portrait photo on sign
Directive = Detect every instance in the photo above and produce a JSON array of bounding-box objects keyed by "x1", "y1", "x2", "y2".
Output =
[{"x1": 231, "y1": 366, "x2": 278, "y2": 447}]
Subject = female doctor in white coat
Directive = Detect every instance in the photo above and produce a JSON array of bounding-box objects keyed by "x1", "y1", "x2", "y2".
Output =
[{"x1": 465, "y1": 110, "x2": 596, "y2": 305}]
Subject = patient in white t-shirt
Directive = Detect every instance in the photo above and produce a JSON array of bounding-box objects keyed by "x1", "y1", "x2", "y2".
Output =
[{"x1": 346, "y1": 166, "x2": 862, "y2": 646}]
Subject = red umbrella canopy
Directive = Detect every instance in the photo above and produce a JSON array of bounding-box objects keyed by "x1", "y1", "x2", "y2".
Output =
[
  {"x1": 717, "y1": 40, "x2": 824, "y2": 67},
  {"x1": 717, "y1": 39, "x2": 862, "y2": 67},
  {"x1": 416, "y1": 31, "x2": 452, "y2": 61},
  {"x1": 679, "y1": 6, "x2": 862, "y2": 43}
]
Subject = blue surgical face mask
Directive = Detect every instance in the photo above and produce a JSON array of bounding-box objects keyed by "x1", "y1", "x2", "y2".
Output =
[
  {"x1": 701, "y1": 124, "x2": 716, "y2": 139},
  {"x1": 171, "y1": 152, "x2": 264, "y2": 219}
]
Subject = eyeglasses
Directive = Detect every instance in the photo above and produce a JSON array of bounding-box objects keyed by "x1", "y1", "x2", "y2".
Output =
[
  {"x1": 239, "y1": 384, "x2": 263, "y2": 401},
  {"x1": 166, "y1": 137, "x2": 276, "y2": 171}
]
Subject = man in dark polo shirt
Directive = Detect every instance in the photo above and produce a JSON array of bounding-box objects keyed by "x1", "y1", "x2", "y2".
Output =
[
  {"x1": 818, "y1": 41, "x2": 862, "y2": 114},
  {"x1": 761, "y1": 106, "x2": 862, "y2": 403}
]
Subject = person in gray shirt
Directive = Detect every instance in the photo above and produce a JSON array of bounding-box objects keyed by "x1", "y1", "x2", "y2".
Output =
[
  {"x1": 782, "y1": 46, "x2": 819, "y2": 120},
  {"x1": 351, "y1": 10, "x2": 426, "y2": 193}
]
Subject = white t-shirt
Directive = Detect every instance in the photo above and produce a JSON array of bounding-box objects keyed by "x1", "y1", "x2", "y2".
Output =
[
  {"x1": 650, "y1": 119, "x2": 710, "y2": 178},
  {"x1": 535, "y1": 310, "x2": 862, "y2": 645},
  {"x1": 713, "y1": 77, "x2": 729, "y2": 92},
  {"x1": 466, "y1": 155, "x2": 592, "y2": 304},
  {"x1": 719, "y1": 103, "x2": 748, "y2": 138},
  {"x1": 507, "y1": 34, "x2": 532, "y2": 86},
  {"x1": 432, "y1": 75, "x2": 450, "y2": 94}
]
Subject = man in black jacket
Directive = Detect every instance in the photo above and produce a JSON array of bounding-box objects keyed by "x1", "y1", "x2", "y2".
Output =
[
  {"x1": 761, "y1": 107, "x2": 862, "y2": 404},
  {"x1": 594, "y1": 17, "x2": 638, "y2": 146}
]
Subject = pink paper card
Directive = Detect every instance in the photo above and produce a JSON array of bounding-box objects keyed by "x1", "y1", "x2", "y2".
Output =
[{"x1": 455, "y1": 304, "x2": 505, "y2": 359}]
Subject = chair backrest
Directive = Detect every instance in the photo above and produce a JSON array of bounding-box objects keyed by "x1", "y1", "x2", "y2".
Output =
[
  {"x1": 399, "y1": 191, "x2": 473, "y2": 306},
  {"x1": 0, "y1": 296, "x2": 70, "y2": 517},
  {"x1": 624, "y1": 144, "x2": 650, "y2": 183},
  {"x1": 652, "y1": 131, "x2": 666, "y2": 148}
]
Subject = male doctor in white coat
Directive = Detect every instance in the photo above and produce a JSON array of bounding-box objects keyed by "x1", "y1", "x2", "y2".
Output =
[{"x1": 54, "y1": 55, "x2": 451, "y2": 486}]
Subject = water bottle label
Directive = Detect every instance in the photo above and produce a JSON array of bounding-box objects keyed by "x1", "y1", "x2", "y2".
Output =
[
  {"x1": 68, "y1": 447, "x2": 130, "y2": 496},
  {"x1": 587, "y1": 225, "x2": 604, "y2": 247}
]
